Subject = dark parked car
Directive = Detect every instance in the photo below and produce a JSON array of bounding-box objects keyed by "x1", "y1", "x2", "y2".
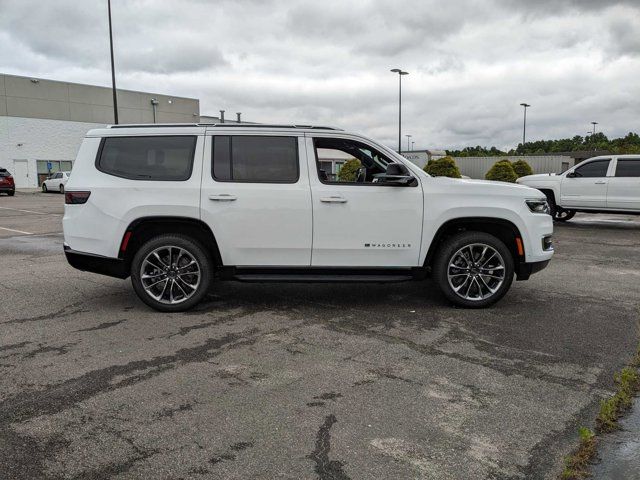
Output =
[{"x1": 0, "y1": 168, "x2": 15, "y2": 196}]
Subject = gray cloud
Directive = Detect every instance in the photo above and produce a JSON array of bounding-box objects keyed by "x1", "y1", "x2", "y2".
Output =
[{"x1": 0, "y1": 0, "x2": 639, "y2": 150}]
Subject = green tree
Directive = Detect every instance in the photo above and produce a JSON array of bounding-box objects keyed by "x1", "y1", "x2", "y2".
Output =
[
  {"x1": 337, "y1": 158, "x2": 361, "y2": 182},
  {"x1": 485, "y1": 159, "x2": 517, "y2": 183},
  {"x1": 424, "y1": 156, "x2": 462, "y2": 178},
  {"x1": 512, "y1": 159, "x2": 533, "y2": 177}
]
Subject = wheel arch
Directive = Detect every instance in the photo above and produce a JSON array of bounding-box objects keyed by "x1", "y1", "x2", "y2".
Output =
[
  {"x1": 537, "y1": 188, "x2": 557, "y2": 206},
  {"x1": 424, "y1": 217, "x2": 525, "y2": 269},
  {"x1": 118, "y1": 216, "x2": 222, "y2": 273}
]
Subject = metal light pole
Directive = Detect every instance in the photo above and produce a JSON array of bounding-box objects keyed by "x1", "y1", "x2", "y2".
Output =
[
  {"x1": 391, "y1": 69, "x2": 409, "y2": 152},
  {"x1": 405, "y1": 134, "x2": 412, "y2": 152},
  {"x1": 591, "y1": 122, "x2": 598, "y2": 135},
  {"x1": 520, "y1": 103, "x2": 530, "y2": 145},
  {"x1": 108, "y1": 0, "x2": 118, "y2": 124},
  {"x1": 411, "y1": 141, "x2": 415, "y2": 151}
]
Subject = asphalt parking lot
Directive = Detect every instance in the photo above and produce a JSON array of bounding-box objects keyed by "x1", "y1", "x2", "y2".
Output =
[{"x1": 1, "y1": 192, "x2": 639, "y2": 479}]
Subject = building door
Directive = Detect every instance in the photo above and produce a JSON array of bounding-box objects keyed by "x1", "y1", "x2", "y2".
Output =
[{"x1": 12, "y1": 160, "x2": 30, "y2": 188}]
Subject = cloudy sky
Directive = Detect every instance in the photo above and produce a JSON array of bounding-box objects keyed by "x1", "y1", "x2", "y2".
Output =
[{"x1": 1, "y1": 0, "x2": 639, "y2": 150}]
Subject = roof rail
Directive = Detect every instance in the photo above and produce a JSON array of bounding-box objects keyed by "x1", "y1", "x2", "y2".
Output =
[
  {"x1": 108, "y1": 123, "x2": 342, "y2": 131},
  {"x1": 205, "y1": 124, "x2": 343, "y2": 131},
  {"x1": 109, "y1": 123, "x2": 199, "y2": 128}
]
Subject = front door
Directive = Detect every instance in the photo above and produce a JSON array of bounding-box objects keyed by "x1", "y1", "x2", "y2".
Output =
[
  {"x1": 200, "y1": 133, "x2": 312, "y2": 266},
  {"x1": 607, "y1": 157, "x2": 640, "y2": 210},
  {"x1": 307, "y1": 135, "x2": 423, "y2": 267},
  {"x1": 12, "y1": 160, "x2": 29, "y2": 188},
  {"x1": 561, "y1": 158, "x2": 611, "y2": 208}
]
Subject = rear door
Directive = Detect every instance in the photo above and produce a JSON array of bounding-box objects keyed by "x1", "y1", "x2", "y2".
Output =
[
  {"x1": 560, "y1": 158, "x2": 611, "y2": 208},
  {"x1": 607, "y1": 157, "x2": 640, "y2": 210},
  {"x1": 200, "y1": 133, "x2": 312, "y2": 266}
]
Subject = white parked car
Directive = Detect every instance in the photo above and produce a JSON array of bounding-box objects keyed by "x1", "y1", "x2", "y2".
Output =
[
  {"x1": 516, "y1": 155, "x2": 640, "y2": 221},
  {"x1": 42, "y1": 171, "x2": 71, "y2": 193},
  {"x1": 63, "y1": 124, "x2": 554, "y2": 311}
]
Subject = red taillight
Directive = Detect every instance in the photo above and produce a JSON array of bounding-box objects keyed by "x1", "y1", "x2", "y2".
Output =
[{"x1": 65, "y1": 191, "x2": 91, "y2": 204}]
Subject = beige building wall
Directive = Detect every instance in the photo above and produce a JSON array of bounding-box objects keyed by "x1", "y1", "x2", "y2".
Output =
[{"x1": 0, "y1": 73, "x2": 200, "y2": 124}]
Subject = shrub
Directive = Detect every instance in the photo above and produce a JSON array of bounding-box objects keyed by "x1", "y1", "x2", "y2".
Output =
[
  {"x1": 485, "y1": 159, "x2": 518, "y2": 183},
  {"x1": 424, "y1": 156, "x2": 462, "y2": 178},
  {"x1": 337, "y1": 158, "x2": 362, "y2": 182},
  {"x1": 512, "y1": 159, "x2": 533, "y2": 178}
]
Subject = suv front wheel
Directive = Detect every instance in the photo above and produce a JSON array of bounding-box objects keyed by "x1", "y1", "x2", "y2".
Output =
[
  {"x1": 131, "y1": 234, "x2": 212, "y2": 312},
  {"x1": 432, "y1": 231, "x2": 515, "y2": 308}
]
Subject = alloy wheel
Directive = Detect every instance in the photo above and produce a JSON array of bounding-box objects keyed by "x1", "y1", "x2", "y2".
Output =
[
  {"x1": 447, "y1": 243, "x2": 506, "y2": 301},
  {"x1": 140, "y1": 246, "x2": 201, "y2": 305}
]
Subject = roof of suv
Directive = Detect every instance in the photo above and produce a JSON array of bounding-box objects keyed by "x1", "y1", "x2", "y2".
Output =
[
  {"x1": 108, "y1": 123, "x2": 343, "y2": 130},
  {"x1": 86, "y1": 123, "x2": 344, "y2": 137}
]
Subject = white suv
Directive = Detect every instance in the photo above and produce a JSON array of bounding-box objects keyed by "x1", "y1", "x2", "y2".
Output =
[
  {"x1": 63, "y1": 124, "x2": 554, "y2": 311},
  {"x1": 516, "y1": 155, "x2": 640, "y2": 221}
]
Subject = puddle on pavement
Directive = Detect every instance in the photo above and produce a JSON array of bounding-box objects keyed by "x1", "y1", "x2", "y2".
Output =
[{"x1": 592, "y1": 396, "x2": 640, "y2": 479}]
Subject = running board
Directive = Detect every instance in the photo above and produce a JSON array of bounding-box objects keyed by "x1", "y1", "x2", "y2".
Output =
[{"x1": 233, "y1": 273, "x2": 414, "y2": 283}]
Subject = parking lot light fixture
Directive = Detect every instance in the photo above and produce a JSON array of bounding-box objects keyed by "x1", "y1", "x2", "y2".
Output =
[
  {"x1": 520, "y1": 103, "x2": 530, "y2": 146},
  {"x1": 591, "y1": 122, "x2": 598, "y2": 135},
  {"x1": 391, "y1": 69, "x2": 409, "y2": 152}
]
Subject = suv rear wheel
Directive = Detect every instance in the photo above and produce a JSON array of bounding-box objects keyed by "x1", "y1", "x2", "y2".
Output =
[
  {"x1": 131, "y1": 234, "x2": 212, "y2": 312},
  {"x1": 432, "y1": 231, "x2": 514, "y2": 308}
]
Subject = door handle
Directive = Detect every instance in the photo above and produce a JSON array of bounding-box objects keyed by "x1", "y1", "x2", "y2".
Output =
[
  {"x1": 320, "y1": 196, "x2": 347, "y2": 203},
  {"x1": 209, "y1": 194, "x2": 237, "y2": 201},
  {"x1": 594, "y1": 181, "x2": 607, "y2": 185}
]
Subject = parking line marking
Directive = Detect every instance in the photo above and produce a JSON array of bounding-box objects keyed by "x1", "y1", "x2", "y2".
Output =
[
  {"x1": 0, "y1": 226, "x2": 33, "y2": 235},
  {"x1": 0, "y1": 206, "x2": 61, "y2": 216}
]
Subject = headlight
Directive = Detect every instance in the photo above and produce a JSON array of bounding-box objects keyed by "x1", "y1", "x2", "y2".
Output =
[{"x1": 526, "y1": 199, "x2": 550, "y2": 214}]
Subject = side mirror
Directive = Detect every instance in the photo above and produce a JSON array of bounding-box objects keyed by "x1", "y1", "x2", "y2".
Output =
[
  {"x1": 566, "y1": 171, "x2": 578, "y2": 178},
  {"x1": 381, "y1": 163, "x2": 417, "y2": 186}
]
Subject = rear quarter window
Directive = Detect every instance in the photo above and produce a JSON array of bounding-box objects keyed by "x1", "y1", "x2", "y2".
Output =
[{"x1": 96, "y1": 136, "x2": 196, "y2": 181}]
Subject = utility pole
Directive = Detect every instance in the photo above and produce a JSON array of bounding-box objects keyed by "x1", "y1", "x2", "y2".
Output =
[
  {"x1": 108, "y1": 0, "x2": 118, "y2": 124},
  {"x1": 390, "y1": 69, "x2": 409, "y2": 152},
  {"x1": 520, "y1": 103, "x2": 530, "y2": 145},
  {"x1": 406, "y1": 134, "x2": 412, "y2": 152},
  {"x1": 591, "y1": 121, "x2": 598, "y2": 135}
]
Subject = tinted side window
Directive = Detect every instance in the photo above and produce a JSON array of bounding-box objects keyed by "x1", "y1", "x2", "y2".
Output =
[
  {"x1": 615, "y1": 159, "x2": 640, "y2": 177},
  {"x1": 574, "y1": 160, "x2": 610, "y2": 178},
  {"x1": 212, "y1": 136, "x2": 298, "y2": 183},
  {"x1": 97, "y1": 136, "x2": 196, "y2": 181}
]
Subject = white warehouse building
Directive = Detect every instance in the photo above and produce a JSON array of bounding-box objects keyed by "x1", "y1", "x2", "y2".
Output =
[{"x1": 0, "y1": 73, "x2": 200, "y2": 188}]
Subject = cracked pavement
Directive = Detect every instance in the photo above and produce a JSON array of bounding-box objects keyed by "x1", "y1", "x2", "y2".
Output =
[{"x1": 1, "y1": 193, "x2": 639, "y2": 479}]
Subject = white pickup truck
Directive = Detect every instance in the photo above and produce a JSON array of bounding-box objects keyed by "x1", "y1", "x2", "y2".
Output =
[{"x1": 517, "y1": 155, "x2": 640, "y2": 221}]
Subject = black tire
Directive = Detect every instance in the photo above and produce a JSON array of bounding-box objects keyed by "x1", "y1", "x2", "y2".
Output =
[
  {"x1": 59, "y1": 185, "x2": 64, "y2": 194},
  {"x1": 432, "y1": 231, "x2": 515, "y2": 308},
  {"x1": 554, "y1": 209, "x2": 576, "y2": 222},
  {"x1": 8, "y1": 190, "x2": 14, "y2": 196},
  {"x1": 130, "y1": 234, "x2": 212, "y2": 312},
  {"x1": 42, "y1": 184, "x2": 48, "y2": 193},
  {"x1": 543, "y1": 191, "x2": 575, "y2": 222}
]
